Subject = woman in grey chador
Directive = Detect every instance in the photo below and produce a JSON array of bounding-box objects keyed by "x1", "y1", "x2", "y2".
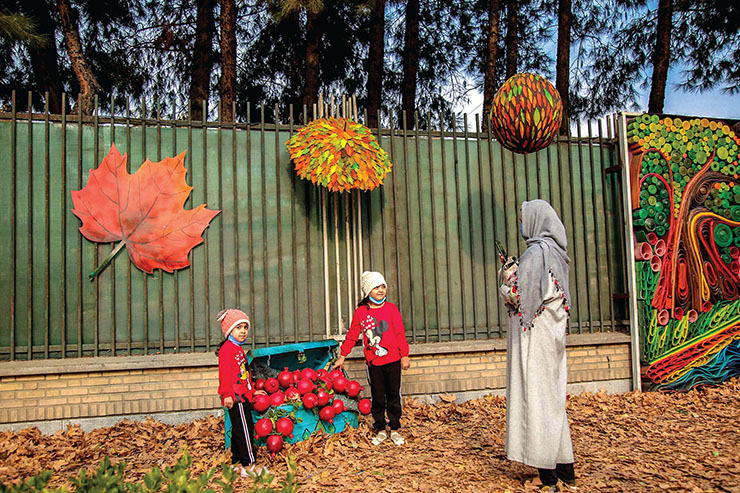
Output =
[{"x1": 499, "y1": 199, "x2": 576, "y2": 491}]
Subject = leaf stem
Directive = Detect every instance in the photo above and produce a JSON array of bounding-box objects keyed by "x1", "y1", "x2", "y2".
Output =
[{"x1": 88, "y1": 240, "x2": 126, "y2": 281}]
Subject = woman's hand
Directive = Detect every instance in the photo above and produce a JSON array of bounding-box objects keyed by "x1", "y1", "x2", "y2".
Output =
[
  {"x1": 224, "y1": 396, "x2": 234, "y2": 409},
  {"x1": 401, "y1": 356, "x2": 410, "y2": 370},
  {"x1": 332, "y1": 355, "x2": 346, "y2": 370},
  {"x1": 254, "y1": 390, "x2": 267, "y2": 396}
]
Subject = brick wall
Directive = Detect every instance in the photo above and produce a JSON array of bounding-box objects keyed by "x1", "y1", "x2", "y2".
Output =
[{"x1": 0, "y1": 332, "x2": 632, "y2": 432}]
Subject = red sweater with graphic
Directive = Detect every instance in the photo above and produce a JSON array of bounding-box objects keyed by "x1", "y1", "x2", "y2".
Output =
[
  {"x1": 340, "y1": 302, "x2": 410, "y2": 366},
  {"x1": 218, "y1": 341, "x2": 255, "y2": 405}
]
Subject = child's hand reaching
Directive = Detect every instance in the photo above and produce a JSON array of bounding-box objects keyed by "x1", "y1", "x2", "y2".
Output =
[
  {"x1": 224, "y1": 396, "x2": 234, "y2": 409},
  {"x1": 332, "y1": 355, "x2": 346, "y2": 370}
]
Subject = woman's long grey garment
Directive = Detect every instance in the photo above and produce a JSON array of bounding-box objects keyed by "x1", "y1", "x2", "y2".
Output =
[{"x1": 502, "y1": 199, "x2": 573, "y2": 470}]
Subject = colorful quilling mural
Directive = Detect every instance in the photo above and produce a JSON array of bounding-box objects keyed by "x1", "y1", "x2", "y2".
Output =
[
  {"x1": 489, "y1": 73, "x2": 563, "y2": 154},
  {"x1": 285, "y1": 117, "x2": 392, "y2": 193},
  {"x1": 629, "y1": 114, "x2": 740, "y2": 390}
]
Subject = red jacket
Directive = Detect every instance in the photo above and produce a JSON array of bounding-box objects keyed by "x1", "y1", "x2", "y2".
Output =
[
  {"x1": 218, "y1": 341, "x2": 254, "y2": 405},
  {"x1": 340, "y1": 302, "x2": 410, "y2": 366}
]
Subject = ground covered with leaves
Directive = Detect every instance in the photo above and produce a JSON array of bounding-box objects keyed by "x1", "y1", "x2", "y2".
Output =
[{"x1": 2, "y1": 379, "x2": 740, "y2": 492}]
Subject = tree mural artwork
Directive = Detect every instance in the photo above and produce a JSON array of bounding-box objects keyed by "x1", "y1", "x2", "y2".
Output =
[{"x1": 629, "y1": 114, "x2": 740, "y2": 389}]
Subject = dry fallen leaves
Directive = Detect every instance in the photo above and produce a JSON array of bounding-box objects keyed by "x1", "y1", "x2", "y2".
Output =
[{"x1": 2, "y1": 378, "x2": 740, "y2": 492}]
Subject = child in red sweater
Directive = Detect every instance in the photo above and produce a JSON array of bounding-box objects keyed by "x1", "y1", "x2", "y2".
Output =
[
  {"x1": 333, "y1": 271, "x2": 410, "y2": 446},
  {"x1": 216, "y1": 309, "x2": 266, "y2": 477}
]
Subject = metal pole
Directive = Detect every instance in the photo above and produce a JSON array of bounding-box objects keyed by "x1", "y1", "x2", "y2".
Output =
[{"x1": 617, "y1": 112, "x2": 642, "y2": 391}]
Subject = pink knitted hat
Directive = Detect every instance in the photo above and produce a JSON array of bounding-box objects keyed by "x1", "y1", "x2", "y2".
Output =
[{"x1": 217, "y1": 309, "x2": 250, "y2": 337}]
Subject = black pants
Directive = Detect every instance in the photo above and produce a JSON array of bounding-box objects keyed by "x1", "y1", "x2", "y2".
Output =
[
  {"x1": 367, "y1": 360, "x2": 402, "y2": 431},
  {"x1": 538, "y1": 463, "x2": 575, "y2": 487},
  {"x1": 228, "y1": 400, "x2": 257, "y2": 466}
]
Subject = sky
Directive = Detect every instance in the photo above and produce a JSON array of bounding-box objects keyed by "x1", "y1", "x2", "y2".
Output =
[{"x1": 458, "y1": 68, "x2": 740, "y2": 125}]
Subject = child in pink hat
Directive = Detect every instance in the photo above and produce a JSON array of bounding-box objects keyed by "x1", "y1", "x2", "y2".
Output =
[{"x1": 215, "y1": 308, "x2": 266, "y2": 476}]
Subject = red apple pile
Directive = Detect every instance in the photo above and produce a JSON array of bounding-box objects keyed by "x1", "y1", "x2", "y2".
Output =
[{"x1": 251, "y1": 364, "x2": 373, "y2": 455}]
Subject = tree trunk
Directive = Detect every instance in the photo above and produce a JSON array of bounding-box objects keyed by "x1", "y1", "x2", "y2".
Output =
[
  {"x1": 219, "y1": 0, "x2": 237, "y2": 122},
  {"x1": 57, "y1": 0, "x2": 102, "y2": 115},
  {"x1": 366, "y1": 0, "x2": 386, "y2": 128},
  {"x1": 402, "y1": 0, "x2": 420, "y2": 128},
  {"x1": 483, "y1": 0, "x2": 501, "y2": 131},
  {"x1": 649, "y1": 0, "x2": 672, "y2": 113},
  {"x1": 302, "y1": 8, "x2": 321, "y2": 114},
  {"x1": 284, "y1": 14, "x2": 302, "y2": 119},
  {"x1": 556, "y1": 0, "x2": 572, "y2": 134},
  {"x1": 190, "y1": 0, "x2": 216, "y2": 121},
  {"x1": 504, "y1": 0, "x2": 518, "y2": 79},
  {"x1": 28, "y1": 0, "x2": 65, "y2": 113}
]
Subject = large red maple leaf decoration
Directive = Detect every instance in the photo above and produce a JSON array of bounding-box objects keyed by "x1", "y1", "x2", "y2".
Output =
[{"x1": 71, "y1": 144, "x2": 220, "y2": 278}]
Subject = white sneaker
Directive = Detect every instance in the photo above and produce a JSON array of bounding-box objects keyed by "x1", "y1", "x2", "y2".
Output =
[
  {"x1": 390, "y1": 431, "x2": 405, "y2": 445},
  {"x1": 247, "y1": 464, "x2": 268, "y2": 476},
  {"x1": 371, "y1": 430, "x2": 388, "y2": 445}
]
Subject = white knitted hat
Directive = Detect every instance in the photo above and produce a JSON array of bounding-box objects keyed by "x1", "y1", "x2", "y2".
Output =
[{"x1": 361, "y1": 271, "x2": 387, "y2": 299}]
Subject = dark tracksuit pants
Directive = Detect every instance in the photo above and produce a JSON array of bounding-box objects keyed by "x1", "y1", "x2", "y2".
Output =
[
  {"x1": 539, "y1": 463, "x2": 576, "y2": 486},
  {"x1": 367, "y1": 359, "x2": 402, "y2": 431},
  {"x1": 228, "y1": 400, "x2": 257, "y2": 466}
]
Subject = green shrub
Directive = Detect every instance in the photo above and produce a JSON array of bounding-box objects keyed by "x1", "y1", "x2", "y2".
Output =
[{"x1": 0, "y1": 450, "x2": 299, "y2": 493}]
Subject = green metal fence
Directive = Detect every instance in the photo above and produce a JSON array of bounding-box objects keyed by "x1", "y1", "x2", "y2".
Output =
[{"x1": 0, "y1": 91, "x2": 627, "y2": 360}]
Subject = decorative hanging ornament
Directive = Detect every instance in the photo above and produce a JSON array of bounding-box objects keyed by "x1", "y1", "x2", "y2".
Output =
[
  {"x1": 285, "y1": 117, "x2": 392, "y2": 193},
  {"x1": 489, "y1": 73, "x2": 563, "y2": 154},
  {"x1": 71, "y1": 144, "x2": 220, "y2": 279}
]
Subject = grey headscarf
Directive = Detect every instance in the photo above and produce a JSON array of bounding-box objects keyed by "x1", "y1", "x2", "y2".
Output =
[{"x1": 518, "y1": 199, "x2": 571, "y2": 326}]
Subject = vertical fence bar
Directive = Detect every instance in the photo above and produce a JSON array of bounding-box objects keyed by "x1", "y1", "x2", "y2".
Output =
[
  {"x1": 534, "y1": 138, "x2": 543, "y2": 199},
  {"x1": 26, "y1": 92, "x2": 33, "y2": 359},
  {"x1": 388, "y1": 117, "x2": 404, "y2": 321},
  {"x1": 187, "y1": 102, "x2": 195, "y2": 351},
  {"x1": 612, "y1": 115, "x2": 629, "y2": 325},
  {"x1": 302, "y1": 104, "x2": 313, "y2": 341},
  {"x1": 576, "y1": 123, "x2": 594, "y2": 330},
  {"x1": 10, "y1": 92, "x2": 16, "y2": 360},
  {"x1": 475, "y1": 114, "x2": 491, "y2": 337},
  {"x1": 587, "y1": 121, "x2": 606, "y2": 331},
  {"x1": 247, "y1": 103, "x2": 257, "y2": 348},
  {"x1": 44, "y1": 96, "x2": 50, "y2": 358},
  {"x1": 426, "y1": 112, "x2": 442, "y2": 341},
  {"x1": 93, "y1": 96, "x2": 100, "y2": 356},
  {"x1": 439, "y1": 113, "x2": 453, "y2": 339},
  {"x1": 218, "y1": 104, "x2": 225, "y2": 322},
  {"x1": 289, "y1": 105, "x2": 299, "y2": 342},
  {"x1": 376, "y1": 111, "x2": 388, "y2": 275},
  {"x1": 201, "y1": 100, "x2": 211, "y2": 350},
  {"x1": 451, "y1": 115, "x2": 467, "y2": 340},
  {"x1": 232, "y1": 102, "x2": 240, "y2": 312},
  {"x1": 110, "y1": 94, "x2": 117, "y2": 356},
  {"x1": 173, "y1": 99, "x2": 180, "y2": 352},
  {"x1": 598, "y1": 119, "x2": 617, "y2": 331},
  {"x1": 463, "y1": 114, "x2": 478, "y2": 338},
  {"x1": 414, "y1": 112, "x2": 429, "y2": 341},
  {"x1": 560, "y1": 130, "x2": 579, "y2": 332},
  {"x1": 260, "y1": 104, "x2": 269, "y2": 343},
  {"x1": 487, "y1": 118, "x2": 505, "y2": 338},
  {"x1": 60, "y1": 94, "x2": 67, "y2": 358},
  {"x1": 126, "y1": 99, "x2": 133, "y2": 354},
  {"x1": 156, "y1": 102, "x2": 165, "y2": 352},
  {"x1": 77, "y1": 96, "x2": 83, "y2": 357},
  {"x1": 401, "y1": 111, "x2": 416, "y2": 339},
  {"x1": 274, "y1": 104, "x2": 285, "y2": 343},
  {"x1": 141, "y1": 100, "x2": 149, "y2": 353}
]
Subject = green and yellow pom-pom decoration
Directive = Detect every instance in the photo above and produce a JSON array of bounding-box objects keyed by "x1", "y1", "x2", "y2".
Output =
[
  {"x1": 489, "y1": 73, "x2": 563, "y2": 154},
  {"x1": 286, "y1": 118, "x2": 393, "y2": 193}
]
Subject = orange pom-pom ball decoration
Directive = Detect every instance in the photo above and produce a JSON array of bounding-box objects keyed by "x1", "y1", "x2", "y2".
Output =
[
  {"x1": 286, "y1": 118, "x2": 392, "y2": 193},
  {"x1": 489, "y1": 73, "x2": 563, "y2": 154}
]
